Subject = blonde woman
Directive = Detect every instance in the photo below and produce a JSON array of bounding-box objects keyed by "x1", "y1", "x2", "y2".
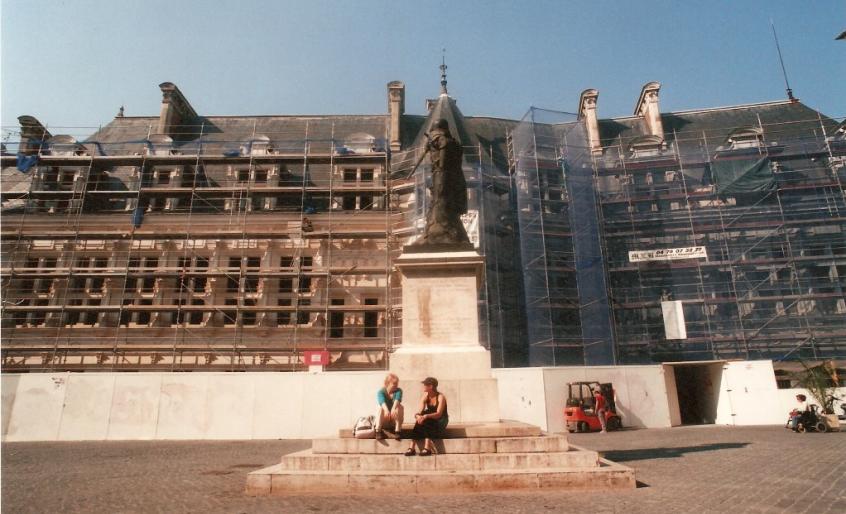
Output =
[{"x1": 375, "y1": 373, "x2": 403, "y2": 439}]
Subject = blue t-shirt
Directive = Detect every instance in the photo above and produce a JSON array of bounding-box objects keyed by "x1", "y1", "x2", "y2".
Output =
[{"x1": 376, "y1": 387, "x2": 403, "y2": 410}]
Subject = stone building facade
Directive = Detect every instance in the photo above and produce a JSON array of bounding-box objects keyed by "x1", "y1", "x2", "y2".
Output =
[{"x1": 1, "y1": 80, "x2": 843, "y2": 371}]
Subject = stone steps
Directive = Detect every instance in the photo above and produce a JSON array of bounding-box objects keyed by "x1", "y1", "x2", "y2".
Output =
[
  {"x1": 337, "y1": 421, "x2": 542, "y2": 439},
  {"x1": 280, "y1": 448, "x2": 598, "y2": 472},
  {"x1": 246, "y1": 459, "x2": 635, "y2": 495},
  {"x1": 313, "y1": 434, "x2": 569, "y2": 454},
  {"x1": 245, "y1": 422, "x2": 636, "y2": 496}
]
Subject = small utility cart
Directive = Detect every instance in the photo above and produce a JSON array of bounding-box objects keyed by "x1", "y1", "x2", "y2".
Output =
[{"x1": 564, "y1": 381, "x2": 623, "y2": 433}]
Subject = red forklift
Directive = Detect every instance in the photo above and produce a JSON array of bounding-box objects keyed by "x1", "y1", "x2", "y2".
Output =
[{"x1": 565, "y1": 382, "x2": 623, "y2": 433}]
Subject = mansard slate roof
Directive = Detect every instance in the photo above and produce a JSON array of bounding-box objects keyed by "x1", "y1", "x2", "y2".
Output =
[
  {"x1": 594, "y1": 100, "x2": 840, "y2": 154},
  {"x1": 86, "y1": 114, "x2": 389, "y2": 156}
]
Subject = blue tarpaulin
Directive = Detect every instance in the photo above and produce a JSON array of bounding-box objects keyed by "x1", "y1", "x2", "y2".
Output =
[{"x1": 16, "y1": 153, "x2": 38, "y2": 172}]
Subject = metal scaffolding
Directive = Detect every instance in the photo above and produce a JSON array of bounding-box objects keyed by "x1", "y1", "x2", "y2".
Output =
[
  {"x1": 512, "y1": 106, "x2": 846, "y2": 365},
  {"x1": 1, "y1": 121, "x2": 394, "y2": 371}
]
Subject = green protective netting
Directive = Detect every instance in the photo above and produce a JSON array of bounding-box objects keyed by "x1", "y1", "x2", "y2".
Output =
[{"x1": 711, "y1": 157, "x2": 774, "y2": 197}]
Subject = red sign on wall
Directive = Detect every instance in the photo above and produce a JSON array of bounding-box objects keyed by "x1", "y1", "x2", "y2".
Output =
[{"x1": 303, "y1": 350, "x2": 330, "y2": 366}]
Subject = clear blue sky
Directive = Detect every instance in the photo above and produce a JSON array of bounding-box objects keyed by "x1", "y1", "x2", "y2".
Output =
[{"x1": 2, "y1": 0, "x2": 844, "y2": 135}]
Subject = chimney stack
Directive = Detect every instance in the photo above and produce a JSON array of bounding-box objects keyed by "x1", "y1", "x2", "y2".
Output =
[
  {"x1": 157, "y1": 82, "x2": 197, "y2": 139},
  {"x1": 578, "y1": 89, "x2": 602, "y2": 155},
  {"x1": 634, "y1": 82, "x2": 664, "y2": 140},
  {"x1": 387, "y1": 81, "x2": 405, "y2": 152}
]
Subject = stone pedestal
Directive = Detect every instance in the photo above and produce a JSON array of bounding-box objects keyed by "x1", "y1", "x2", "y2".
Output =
[{"x1": 390, "y1": 249, "x2": 499, "y2": 423}]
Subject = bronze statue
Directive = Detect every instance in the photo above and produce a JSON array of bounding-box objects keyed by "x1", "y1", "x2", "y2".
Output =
[{"x1": 410, "y1": 118, "x2": 470, "y2": 246}]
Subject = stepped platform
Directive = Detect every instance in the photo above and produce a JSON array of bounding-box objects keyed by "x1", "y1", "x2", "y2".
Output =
[{"x1": 246, "y1": 422, "x2": 635, "y2": 495}]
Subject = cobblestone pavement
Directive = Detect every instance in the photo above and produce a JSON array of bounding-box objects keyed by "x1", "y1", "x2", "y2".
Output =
[{"x1": 2, "y1": 425, "x2": 844, "y2": 513}]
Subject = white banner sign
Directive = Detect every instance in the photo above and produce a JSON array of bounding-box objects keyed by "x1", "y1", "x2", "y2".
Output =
[
  {"x1": 662, "y1": 300, "x2": 687, "y2": 340},
  {"x1": 629, "y1": 246, "x2": 707, "y2": 263}
]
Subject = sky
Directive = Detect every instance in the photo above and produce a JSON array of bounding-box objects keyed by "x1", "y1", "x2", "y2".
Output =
[{"x1": 1, "y1": 0, "x2": 844, "y2": 137}]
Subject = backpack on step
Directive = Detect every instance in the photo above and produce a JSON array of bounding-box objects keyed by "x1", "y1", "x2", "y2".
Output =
[{"x1": 353, "y1": 415, "x2": 376, "y2": 439}]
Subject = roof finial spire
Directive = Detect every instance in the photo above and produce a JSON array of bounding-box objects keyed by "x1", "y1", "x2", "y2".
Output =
[{"x1": 440, "y1": 48, "x2": 448, "y2": 96}]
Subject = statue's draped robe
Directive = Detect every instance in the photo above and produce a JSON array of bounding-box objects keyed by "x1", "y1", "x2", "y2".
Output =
[{"x1": 418, "y1": 130, "x2": 470, "y2": 245}]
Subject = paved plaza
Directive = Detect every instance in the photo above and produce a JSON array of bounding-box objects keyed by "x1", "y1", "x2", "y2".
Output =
[{"x1": 2, "y1": 425, "x2": 844, "y2": 513}]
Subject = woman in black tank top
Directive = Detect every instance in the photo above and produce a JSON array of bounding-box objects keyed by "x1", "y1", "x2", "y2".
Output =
[{"x1": 405, "y1": 376, "x2": 449, "y2": 456}]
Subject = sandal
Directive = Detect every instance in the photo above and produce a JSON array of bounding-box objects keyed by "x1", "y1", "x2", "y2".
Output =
[
  {"x1": 404, "y1": 448, "x2": 416, "y2": 456},
  {"x1": 419, "y1": 448, "x2": 432, "y2": 456}
]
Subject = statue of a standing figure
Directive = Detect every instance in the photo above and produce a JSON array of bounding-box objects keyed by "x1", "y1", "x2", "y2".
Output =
[{"x1": 411, "y1": 118, "x2": 470, "y2": 246}]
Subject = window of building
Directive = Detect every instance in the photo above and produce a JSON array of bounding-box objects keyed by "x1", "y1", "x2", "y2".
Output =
[
  {"x1": 189, "y1": 300, "x2": 205, "y2": 325},
  {"x1": 226, "y1": 276, "x2": 240, "y2": 292},
  {"x1": 343, "y1": 195, "x2": 357, "y2": 210},
  {"x1": 136, "y1": 299, "x2": 153, "y2": 325},
  {"x1": 246, "y1": 257, "x2": 261, "y2": 269},
  {"x1": 277, "y1": 299, "x2": 292, "y2": 326},
  {"x1": 244, "y1": 276, "x2": 259, "y2": 293},
  {"x1": 18, "y1": 277, "x2": 35, "y2": 292},
  {"x1": 192, "y1": 276, "x2": 207, "y2": 293},
  {"x1": 360, "y1": 169, "x2": 374, "y2": 182},
  {"x1": 329, "y1": 298, "x2": 344, "y2": 338},
  {"x1": 119, "y1": 300, "x2": 133, "y2": 326},
  {"x1": 279, "y1": 278, "x2": 293, "y2": 293},
  {"x1": 254, "y1": 169, "x2": 268, "y2": 183},
  {"x1": 82, "y1": 299, "x2": 100, "y2": 326},
  {"x1": 64, "y1": 300, "x2": 82, "y2": 326},
  {"x1": 70, "y1": 277, "x2": 87, "y2": 292},
  {"x1": 89, "y1": 277, "x2": 105, "y2": 292},
  {"x1": 36, "y1": 278, "x2": 53, "y2": 294},
  {"x1": 297, "y1": 299, "x2": 311, "y2": 325},
  {"x1": 298, "y1": 275, "x2": 311, "y2": 293},
  {"x1": 364, "y1": 298, "x2": 379, "y2": 338},
  {"x1": 242, "y1": 300, "x2": 257, "y2": 326},
  {"x1": 228, "y1": 257, "x2": 241, "y2": 269},
  {"x1": 29, "y1": 300, "x2": 48, "y2": 326},
  {"x1": 237, "y1": 169, "x2": 250, "y2": 182},
  {"x1": 301, "y1": 256, "x2": 313, "y2": 268},
  {"x1": 223, "y1": 299, "x2": 237, "y2": 326},
  {"x1": 344, "y1": 169, "x2": 357, "y2": 183},
  {"x1": 280, "y1": 256, "x2": 294, "y2": 269},
  {"x1": 59, "y1": 170, "x2": 76, "y2": 188},
  {"x1": 141, "y1": 277, "x2": 156, "y2": 293}
]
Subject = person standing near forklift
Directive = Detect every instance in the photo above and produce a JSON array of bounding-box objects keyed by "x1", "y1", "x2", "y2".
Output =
[{"x1": 594, "y1": 388, "x2": 608, "y2": 433}]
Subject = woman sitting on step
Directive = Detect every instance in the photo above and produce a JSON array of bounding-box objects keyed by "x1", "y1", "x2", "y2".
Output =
[
  {"x1": 375, "y1": 373, "x2": 403, "y2": 440},
  {"x1": 405, "y1": 377, "x2": 449, "y2": 456}
]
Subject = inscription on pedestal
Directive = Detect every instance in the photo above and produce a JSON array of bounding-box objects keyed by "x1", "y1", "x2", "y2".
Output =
[{"x1": 403, "y1": 273, "x2": 479, "y2": 347}]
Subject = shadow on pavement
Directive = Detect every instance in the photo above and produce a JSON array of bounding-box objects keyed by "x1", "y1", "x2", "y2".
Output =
[{"x1": 604, "y1": 442, "x2": 749, "y2": 462}]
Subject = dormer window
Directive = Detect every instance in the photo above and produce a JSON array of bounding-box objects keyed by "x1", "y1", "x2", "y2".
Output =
[
  {"x1": 242, "y1": 135, "x2": 273, "y2": 156},
  {"x1": 48, "y1": 135, "x2": 89, "y2": 157},
  {"x1": 336, "y1": 133, "x2": 377, "y2": 155},
  {"x1": 628, "y1": 134, "x2": 665, "y2": 158},
  {"x1": 725, "y1": 127, "x2": 763, "y2": 150},
  {"x1": 145, "y1": 134, "x2": 176, "y2": 156}
]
